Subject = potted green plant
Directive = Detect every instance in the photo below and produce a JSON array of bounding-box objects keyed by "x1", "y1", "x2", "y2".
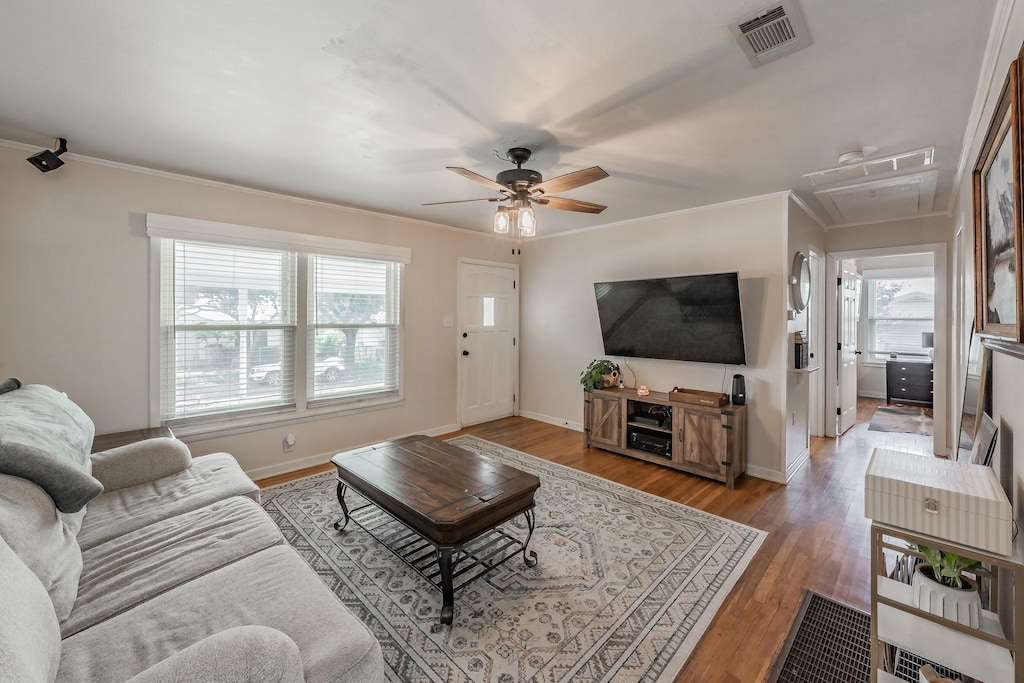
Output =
[
  {"x1": 908, "y1": 543, "x2": 982, "y2": 627},
  {"x1": 580, "y1": 359, "x2": 620, "y2": 392}
]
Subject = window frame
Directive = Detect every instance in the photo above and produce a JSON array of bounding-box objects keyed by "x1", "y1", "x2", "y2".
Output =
[{"x1": 147, "y1": 213, "x2": 410, "y2": 437}]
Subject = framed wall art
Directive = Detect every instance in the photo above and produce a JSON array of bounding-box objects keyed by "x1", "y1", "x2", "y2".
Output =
[{"x1": 974, "y1": 57, "x2": 1024, "y2": 341}]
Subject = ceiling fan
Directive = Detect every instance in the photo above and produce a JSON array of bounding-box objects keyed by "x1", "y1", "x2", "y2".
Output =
[{"x1": 424, "y1": 147, "x2": 609, "y2": 237}]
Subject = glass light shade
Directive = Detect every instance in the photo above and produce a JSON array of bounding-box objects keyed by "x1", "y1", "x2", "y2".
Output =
[
  {"x1": 493, "y1": 206, "x2": 511, "y2": 234},
  {"x1": 518, "y1": 205, "x2": 536, "y2": 237}
]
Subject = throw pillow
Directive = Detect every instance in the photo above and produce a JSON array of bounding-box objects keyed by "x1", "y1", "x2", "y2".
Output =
[{"x1": 0, "y1": 439, "x2": 103, "y2": 513}]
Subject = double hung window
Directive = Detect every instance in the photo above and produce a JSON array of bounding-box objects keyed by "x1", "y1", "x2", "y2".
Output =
[
  {"x1": 150, "y1": 214, "x2": 407, "y2": 427},
  {"x1": 865, "y1": 276, "x2": 935, "y2": 362}
]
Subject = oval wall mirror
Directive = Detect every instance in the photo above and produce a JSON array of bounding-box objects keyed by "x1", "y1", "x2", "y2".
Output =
[{"x1": 790, "y1": 252, "x2": 811, "y2": 312}]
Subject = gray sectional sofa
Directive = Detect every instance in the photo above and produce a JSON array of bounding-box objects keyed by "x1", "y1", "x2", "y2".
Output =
[{"x1": 0, "y1": 383, "x2": 385, "y2": 682}]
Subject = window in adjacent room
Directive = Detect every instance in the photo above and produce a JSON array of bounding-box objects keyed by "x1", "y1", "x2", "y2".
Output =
[{"x1": 865, "y1": 276, "x2": 935, "y2": 362}]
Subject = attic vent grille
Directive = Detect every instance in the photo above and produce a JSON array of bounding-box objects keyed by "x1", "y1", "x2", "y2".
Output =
[{"x1": 729, "y1": 1, "x2": 811, "y2": 68}]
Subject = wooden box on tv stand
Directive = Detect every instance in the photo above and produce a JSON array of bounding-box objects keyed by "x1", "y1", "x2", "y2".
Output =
[{"x1": 668, "y1": 387, "x2": 730, "y2": 408}]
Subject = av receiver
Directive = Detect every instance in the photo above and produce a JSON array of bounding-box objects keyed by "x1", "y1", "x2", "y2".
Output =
[{"x1": 628, "y1": 430, "x2": 671, "y2": 456}]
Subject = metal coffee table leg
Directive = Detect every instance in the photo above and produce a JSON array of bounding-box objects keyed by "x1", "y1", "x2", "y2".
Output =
[
  {"x1": 332, "y1": 481, "x2": 350, "y2": 531},
  {"x1": 522, "y1": 508, "x2": 538, "y2": 567},
  {"x1": 437, "y1": 548, "x2": 455, "y2": 624}
]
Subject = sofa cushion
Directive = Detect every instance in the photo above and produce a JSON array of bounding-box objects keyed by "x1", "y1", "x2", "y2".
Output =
[
  {"x1": 0, "y1": 532, "x2": 61, "y2": 683},
  {"x1": 0, "y1": 474, "x2": 84, "y2": 623},
  {"x1": 76, "y1": 452, "x2": 259, "y2": 550},
  {"x1": 64, "y1": 496, "x2": 284, "y2": 637},
  {"x1": 124, "y1": 626, "x2": 304, "y2": 683},
  {"x1": 0, "y1": 384, "x2": 101, "y2": 513},
  {"x1": 58, "y1": 545, "x2": 386, "y2": 683}
]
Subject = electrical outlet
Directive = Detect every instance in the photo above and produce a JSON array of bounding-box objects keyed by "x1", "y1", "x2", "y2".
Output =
[
  {"x1": 442, "y1": 315, "x2": 453, "y2": 327},
  {"x1": 283, "y1": 433, "x2": 296, "y2": 451}
]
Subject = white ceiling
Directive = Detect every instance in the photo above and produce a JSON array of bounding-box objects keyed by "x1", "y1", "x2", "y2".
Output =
[{"x1": 0, "y1": 1, "x2": 998, "y2": 236}]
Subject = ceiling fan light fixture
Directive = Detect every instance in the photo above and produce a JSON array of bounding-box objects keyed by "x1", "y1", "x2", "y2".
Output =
[
  {"x1": 493, "y1": 206, "x2": 511, "y2": 234},
  {"x1": 517, "y1": 204, "x2": 536, "y2": 238}
]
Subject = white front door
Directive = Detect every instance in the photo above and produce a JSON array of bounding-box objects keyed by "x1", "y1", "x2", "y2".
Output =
[
  {"x1": 458, "y1": 260, "x2": 518, "y2": 427},
  {"x1": 837, "y1": 262, "x2": 862, "y2": 434}
]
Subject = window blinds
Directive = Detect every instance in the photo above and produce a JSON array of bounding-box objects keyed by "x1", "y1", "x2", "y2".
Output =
[
  {"x1": 308, "y1": 255, "x2": 402, "y2": 403},
  {"x1": 160, "y1": 239, "x2": 297, "y2": 421}
]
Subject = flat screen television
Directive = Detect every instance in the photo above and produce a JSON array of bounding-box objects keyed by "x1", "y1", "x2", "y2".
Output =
[{"x1": 593, "y1": 272, "x2": 746, "y2": 365}]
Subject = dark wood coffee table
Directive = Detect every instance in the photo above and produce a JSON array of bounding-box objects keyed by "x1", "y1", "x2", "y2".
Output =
[{"x1": 330, "y1": 435, "x2": 540, "y2": 624}]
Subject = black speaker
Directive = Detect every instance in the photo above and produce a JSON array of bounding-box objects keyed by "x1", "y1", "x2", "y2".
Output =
[{"x1": 731, "y1": 374, "x2": 746, "y2": 405}]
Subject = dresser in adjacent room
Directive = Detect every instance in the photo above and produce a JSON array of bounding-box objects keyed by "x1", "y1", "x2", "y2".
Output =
[{"x1": 885, "y1": 360, "x2": 933, "y2": 407}]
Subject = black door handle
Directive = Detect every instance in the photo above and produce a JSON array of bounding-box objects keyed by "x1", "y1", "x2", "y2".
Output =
[
  {"x1": 462, "y1": 350, "x2": 470, "y2": 356},
  {"x1": 854, "y1": 350, "x2": 862, "y2": 355}
]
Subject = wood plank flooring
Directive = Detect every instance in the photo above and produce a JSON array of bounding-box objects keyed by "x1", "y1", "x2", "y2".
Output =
[{"x1": 256, "y1": 397, "x2": 931, "y2": 682}]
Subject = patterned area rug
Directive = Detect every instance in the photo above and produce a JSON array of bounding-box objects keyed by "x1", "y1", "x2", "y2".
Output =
[
  {"x1": 868, "y1": 406, "x2": 933, "y2": 435},
  {"x1": 261, "y1": 436, "x2": 766, "y2": 682}
]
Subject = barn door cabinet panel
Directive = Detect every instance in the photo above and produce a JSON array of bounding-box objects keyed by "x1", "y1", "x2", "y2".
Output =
[
  {"x1": 583, "y1": 391, "x2": 622, "y2": 449},
  {"x1": 583, "y1": 387, "x2": 746, "y2": 488}
]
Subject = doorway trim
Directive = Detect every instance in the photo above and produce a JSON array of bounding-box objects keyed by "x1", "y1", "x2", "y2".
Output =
[
  {"x1": 824, "y1": 242, "x2": 948, "y2": 454},
  {"x1": 808, "y1": 248, "x2": 826, "y2": 437},
  {"x1": 456, "y1": 257, "x2": 520, "y2": 429}
]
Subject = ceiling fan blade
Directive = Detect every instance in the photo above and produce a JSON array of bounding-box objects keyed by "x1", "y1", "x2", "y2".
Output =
[
  {"x1": 447, "y1": 167, "x2": 512, "y2": 194},
  {"x1": 535, "y1": 196, "x2": 607, "y2": 214},
  {"x1": 422, "y1": 197, "x2": 501, "y2": 206},
  {"x1": 531, "y1": 166, "x2": 608, "y2": 195}
]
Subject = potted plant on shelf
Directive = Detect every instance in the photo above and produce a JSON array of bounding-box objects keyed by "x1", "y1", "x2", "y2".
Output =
[
  {"x1": 908, "y1": 543, "x2": 983, "y2": 628},
  {"x1": 580, "y1": 359, "x2": 620, "y2": 392}
]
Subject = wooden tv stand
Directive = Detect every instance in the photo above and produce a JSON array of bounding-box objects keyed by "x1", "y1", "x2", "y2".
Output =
[{"x1": 583, "y1": 387, "x2": 747, "y2": 488}]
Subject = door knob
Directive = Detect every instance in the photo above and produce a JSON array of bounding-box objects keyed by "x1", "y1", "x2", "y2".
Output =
[{"x1": 462, "y1": 350, "x2": 470, "y2": 356}]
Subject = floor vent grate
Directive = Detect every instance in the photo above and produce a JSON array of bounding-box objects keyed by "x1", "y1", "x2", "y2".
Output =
[{"x1": 769, "y1": 591, "x2": 965, "y2": 683}]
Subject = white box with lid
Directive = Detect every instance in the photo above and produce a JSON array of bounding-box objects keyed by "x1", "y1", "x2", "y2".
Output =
[{"x1": 865, "y1": 448, "x2": 1012, "y2": 556}]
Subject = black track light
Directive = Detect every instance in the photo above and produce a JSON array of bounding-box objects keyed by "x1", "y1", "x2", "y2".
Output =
[{"x1": 27, "y1": 138, "x2": 69, "y2": 173}]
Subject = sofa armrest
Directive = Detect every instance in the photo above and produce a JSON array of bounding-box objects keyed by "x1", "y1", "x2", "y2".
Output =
[
  {"x1": 89, "y1": 438, "x2": 192, "y2": 491},
  {"x1": 125, "y1": 626, "x2": 304, "y2": 683}
]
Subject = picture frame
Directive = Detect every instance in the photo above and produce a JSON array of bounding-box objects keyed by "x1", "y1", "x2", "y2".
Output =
[{"x1": 973, "y1": 57, "x2": 1024, "y2": 341}]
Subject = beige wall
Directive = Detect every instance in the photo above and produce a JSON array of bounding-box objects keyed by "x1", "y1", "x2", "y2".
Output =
[
  {"x1": 0, "y1": 144, "x2": 514, "y2": 476},
  {"x1": 954, "y1": 4, "x2": 1024, "y2": 555},
  {"x1": 519, "y1": 195, "x2": 791, "y2": 481},
  {"x1": 785, "y1": 198, "x2": 826, "y2": 478}
]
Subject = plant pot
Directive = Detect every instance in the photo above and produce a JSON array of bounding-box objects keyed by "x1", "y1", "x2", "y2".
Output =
[{"x1": 911, "y1": 564, "x2": 982, "y2": 628}]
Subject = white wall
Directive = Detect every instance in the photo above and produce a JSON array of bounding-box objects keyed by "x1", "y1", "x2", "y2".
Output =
[
  {"x1": 954, "y1": 1, "x2": 1024, "y2": 558},
  {"x1": 519, "y1": 194, "x2": 791, "y2": 482},
  {"x1": 785, "y1": 198, "x2": 826, "y2": 478},
  {"x1": 0, "y1": 143, "x2": 515, "y2": 477}
]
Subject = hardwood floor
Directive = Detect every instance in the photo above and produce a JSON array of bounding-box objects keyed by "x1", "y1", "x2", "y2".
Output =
[{"x1": 256, "y1": 396, "x2": 932, "y2": 682}]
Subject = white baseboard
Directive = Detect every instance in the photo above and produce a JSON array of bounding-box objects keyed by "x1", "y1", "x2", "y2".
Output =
[
  {"x1": 246, "y1": 451, "x2": 334, "y2": 481},
  {"x1": 785, "y1": 448, "x2": 811, "y2": 482},
  {"x1": 518, "y1": 410, "x2": 583, "y2": 432},
  {"x1": 745, "y1": 464, "x2": 788, "y2": 484},
  {"x1": 245, "y1": 423, "x2": 461, "y2": 481},
  {"x1": 424, "y1": 423, "x2": 460, "y2": 437},
  {"x1": 858, "y1": 390, "x2": 886, "y2": 399}
]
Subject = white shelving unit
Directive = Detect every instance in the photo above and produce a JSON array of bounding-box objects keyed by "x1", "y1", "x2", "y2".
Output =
[{"x1": 870, "y1": 523, "x2": 1023, "y2": 682}]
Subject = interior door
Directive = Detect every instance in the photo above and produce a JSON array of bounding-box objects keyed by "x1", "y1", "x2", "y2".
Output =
[
  {"x1": 458, "y1": 261, "x2": 518, "y2": 427},
  {"x1": 837, "y1": 262, "x2": 862, "y2": 434}
]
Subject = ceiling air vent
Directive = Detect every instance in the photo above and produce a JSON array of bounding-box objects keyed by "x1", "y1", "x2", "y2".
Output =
[{"x1": 729, "y1": 1, "x2": 812, "y2": 68}]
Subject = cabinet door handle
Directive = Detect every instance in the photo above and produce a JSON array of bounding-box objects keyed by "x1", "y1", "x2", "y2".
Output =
[{"x1": 678, "y1": 429, "x2": 684, "y2": 442}]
